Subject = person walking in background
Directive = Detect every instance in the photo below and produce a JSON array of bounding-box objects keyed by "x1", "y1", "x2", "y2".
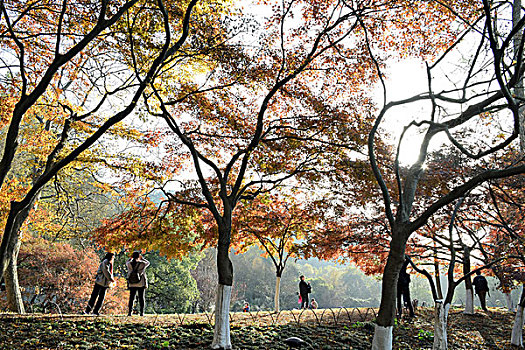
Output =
[
  {"x1": 126, "y1": 251, "x2": 150, "y2": 316},
  {"x1": 473, "y1": 270, "x2": 490, "y2": 311},
  {"x1": 396, "y1": 257, "x2": 415, "y2": 318},
  {"x1": 85, "y1": 252, "x2": 115, "y2": 316},
  {"x1": 299, "y1": 275, "x2": 311, "y2": 309}
]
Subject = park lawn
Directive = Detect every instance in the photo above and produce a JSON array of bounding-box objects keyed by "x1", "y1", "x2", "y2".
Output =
[{"x1": 0, "y1": 307, "x2": 518, "y2": 349}]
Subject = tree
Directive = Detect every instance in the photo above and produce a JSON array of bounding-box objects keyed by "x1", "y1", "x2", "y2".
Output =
[
  {"x1": 2, "y1": 236, "x2": 128, "y2": 314},
  {"x1": 142, "y1": 0, "x2": 473, "y2": 345},
  {"x1": 231, "y1": 194, "x2": 318, "y2": 312},
  {"x1": 476, "y1": 173, "x2": 525, "y2": 345},
  {"x1": 113, "y1": 251, "x2": 200, "y2": 314},
  {"x1": 0, "y1": 0, "x2": 199, "y2": 313},
  {"x1": 144, "y1": 2, "x2": 383, "y2": 347},
  {"x1": 367, "y1": 1, "x2": 525, "y2": 348}
]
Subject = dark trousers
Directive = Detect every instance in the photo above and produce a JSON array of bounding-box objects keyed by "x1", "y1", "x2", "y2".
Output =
[
  {"x1": 477, "y1": 290, "x2": 488, "y2": 311},
  {"x1": 397, "y1": 286, "x2": 414, "y2": 317},
  {"x1": 300, "y1": 294, "x2": 309, "y2": 309},
  {"x1": 128, "y1": 287, "x2": 146, "y2": 315},
  {"x1": 86, "y1": 283, "x2": 108, "y2": 315}
]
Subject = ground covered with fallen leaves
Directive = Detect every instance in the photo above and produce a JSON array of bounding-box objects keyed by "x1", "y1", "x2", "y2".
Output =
[{"x1": 0, "y1": 307, "x2": 520, "y2": 349}]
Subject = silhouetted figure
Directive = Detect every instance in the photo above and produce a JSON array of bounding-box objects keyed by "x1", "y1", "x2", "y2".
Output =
[
  {"x1": 298, "y1": 275, "x2": 311, "y2": 309},
  {"x1": 284, "y1": 336, "x2": 307, "y2": 348},
  {"x1": 397, "y1": 257, "x2": 415, "y2": 318},
  {"x1": 126, "y1": 251, "x2": 150, "y2": 316},
  {"x1": 85, "y1": 252, "x2": 115, "y2": 315},
  {"x1": 472, "y1": 270, "x2": 489, "y2": 311}
]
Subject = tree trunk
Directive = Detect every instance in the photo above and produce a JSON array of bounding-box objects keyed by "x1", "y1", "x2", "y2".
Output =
[
  {"x1": 372, "y1": 324, "x2": 393, "y2": 350},
  {"x1": 372, "y1": 226, "x2": 408, "y2": 350},
  {"x1": 1, "y1": 197, "x2": 37, "y2": 314},
  {"x1": 433, "y1": 301, "x2": 450, "y2": 350},
  {"x1": 274, "y1": 275, "x2": 281, "y2": 313},
  {"x1": 462, "y1": 247, "x2": 473, "y2": 315},
  {"x1": 5, "y1": 229, "x2": 24, "y2": 314},
  {"x1": 212, "y1": 229, "x2": 233, "y2": 349},
  {"x1": 211, "y1": 284, "x2": 232, "y2": 349},
  {"x1": 511, "y1": 286, "x2": 525, "y2": 346},
  {"x1": 464, "y1": 288, "x2": 474, "y2": 315},
  {"x1": 434, "y1": 251, "x2": 443, "y2": 300},
  {"x1": 505, "y1": 292, "x2": 514, "y2": 312},
  {"x1": 513, "y1": 0, "x2": 525, "y2": 153}
]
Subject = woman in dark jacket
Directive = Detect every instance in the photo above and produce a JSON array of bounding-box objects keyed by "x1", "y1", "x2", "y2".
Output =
[
  {"x1": 85, "y1": 252, "x2": 115, "y2": 316},
  {"x1": 126, "y1": 251, "x2": 150, "y2": 316}
]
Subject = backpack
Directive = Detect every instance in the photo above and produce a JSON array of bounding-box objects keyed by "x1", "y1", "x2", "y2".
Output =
[{"x1": 128, "y1": 262, "x2": 141, "y2": 284}]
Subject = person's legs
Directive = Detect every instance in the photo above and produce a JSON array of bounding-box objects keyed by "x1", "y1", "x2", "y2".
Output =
[
  {"x1": 85, "y1": 284, "x2": 101, "y2": 314},
  {"x1": 93, "y1": 286, "x2": 108, "y2": 315},
  {"x1": 301, "y1": 294, "x2": 310, "y2": 309},
  {"x1": 478, "y1": 291, "x2": 488, "y2": 311},
  {"x1": 137, "y1": 288, "x2": 145, "y2": 316},
  {"x1": 300, "y1": 294, "x2": 308, "y2": 309},
  {"x1": 128, "y1": 288, "x2": 138, "y2": 316}
]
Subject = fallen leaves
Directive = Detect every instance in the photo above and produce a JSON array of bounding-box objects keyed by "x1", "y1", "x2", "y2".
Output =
[{"x1": 0, "y1": 307, "x2": 520, "y2": 349}]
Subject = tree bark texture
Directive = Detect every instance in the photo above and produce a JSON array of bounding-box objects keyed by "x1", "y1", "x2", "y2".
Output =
[
  {"x1": 274, "y1": 276, "x2": 281, "y2": 312},
  {"x1": 505, "y1": 292, "x2": 514, "y2": 312},
  {"x1": 511, "y1": 286, "x2": 525, "y2": 346},
  {"x1": 462, "y1": 248, "x2": 474, "y2": 315},
  {"x1": 464, "y1": 290, "x2": 474, "y2": 315},
  {"x1": 513, "y1": 0, "x2": 525, "y2": 153},
  {"x1": 5, "y1": 252, "x2": 25, "y2": 314},
  {"x1": 212, "y1": 224, "x2": 233, "y2": 348},
  {"x1": 216, "y1": 240, "x2": 233, "y2": 286},
  {"x1": 1, "y1": 190, "x2": 41, "y2": 313},
  {"x1": 433, "y1": 301, "x2": 450, "y2": 350},
  {"x1": 211, "y1": 284, "x2": 232, "y2": 349},
  {"x1": 374, "y1": 227, "x2": 408, "y2": 328}
]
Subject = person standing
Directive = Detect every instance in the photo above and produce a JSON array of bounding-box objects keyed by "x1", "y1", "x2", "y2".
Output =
[
  {"x1": 472, "y1": 270, "x2": 490, "y2": 311},
  {"x1": 396, "y1": 257, "x2": 415, "y2": 318},
  {"x1": 298, "y1": 275, "x2": 311, "y2": 309},
  {"x1": 126, "y1": 251, "x2": 150, "y2": 316},
  {"x1": 243, "y1": 302, "x2": 250, "y2": 312},
  {"x1": 85, "y1": 252, "x2": 115, "y2": 316}
]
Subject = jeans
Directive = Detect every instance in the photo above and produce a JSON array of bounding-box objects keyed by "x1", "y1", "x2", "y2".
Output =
[
  {"x1": 85, "y1": 283, "x2": 108, "y2": 315},
  {"x1": 128, "y1": 287, "x2": 146, "y2": 315}
]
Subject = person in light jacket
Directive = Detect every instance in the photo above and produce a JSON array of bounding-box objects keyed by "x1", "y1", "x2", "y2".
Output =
[
  {"x1": 85, "y1": 252, "x2": 115, "y2": 315},
  {"x1": 126, "y1": 251, "x2": 150, "y2": 316}
]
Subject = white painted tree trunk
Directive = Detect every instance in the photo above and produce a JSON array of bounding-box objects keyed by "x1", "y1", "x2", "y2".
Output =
[
  {"x1": 511, "y1": 305, "x2": 524, "y2": 346},
  {"x1": 433, "y1": 301, "x2": 450, "y2": 350},
  {"x1": 211, "y1": 284, "x2": 232, "y2": 349},
  {"x1": 371, "y1": 324, "x2": 393, "y2": 350},
  {"x1": 274, "y1": 276, "x2": 281, "y2": 312},
  {"x1": 464, "y1": 289, "x2": 474, "y2": 315},
  {"x1": 505, "y1": 292, "x2": 514, "y2": 312}
]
